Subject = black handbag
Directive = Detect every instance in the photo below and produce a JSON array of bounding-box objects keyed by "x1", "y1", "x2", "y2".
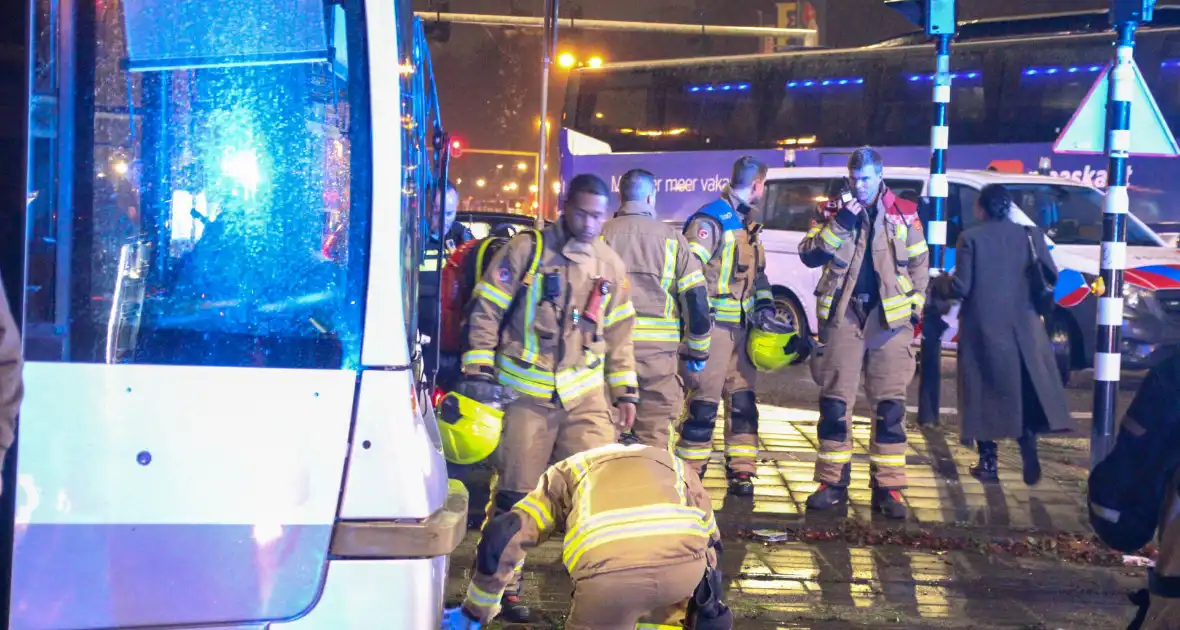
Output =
[{"x1": 1025, "y1": 226, "x2": 1056, "y2": 318}]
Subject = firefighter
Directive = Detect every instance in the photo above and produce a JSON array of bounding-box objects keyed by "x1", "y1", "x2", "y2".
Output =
[
  {"x1": 421, "y1": 182, "x2": 472, "y2": 380},
  {"x1": 675, "y1": 156, "x2": 789, "y2": 497},
  {"x1": 798, "y1": 147, "x2": 929, "y2": 520},
  {"x1": 0, "y1": 270, "x2": 21, "y2": 476},
  {"x1": 1087, "y1": 350, "x2": 1180, "y2": 630},
  {"x1": 601, "y1": 169, "x2": 712, "y2": 449},
  {"x1": 442, "y1": 443, "x2": 731, "y2": 630},
  {"x1": 457, "y1": 173, "x2": 639, "y2": 622}
]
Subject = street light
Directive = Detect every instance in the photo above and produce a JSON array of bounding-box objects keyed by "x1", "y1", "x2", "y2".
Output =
[
  {"x1": 476, "y1": 178, "x2": 486, "y2": 188},
  {"x1": 517, "y1": 161, "x2": 528, "y2": 171},
  {"x1": 558, "y1": 52, "x2": 576, "y2": 68},
  {"x1": 587, "y1": 56, "x2": 603, "y2": 68},
  {"x1": 528, "y1": 184, "x2": 538, "y2": 193},
  {"x1": 496, "y1": 164, "x2": 504, "y2": 170}
]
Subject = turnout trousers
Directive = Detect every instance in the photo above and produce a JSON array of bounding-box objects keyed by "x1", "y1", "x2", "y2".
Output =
[
  {"x1": 481, "y1": 391, "x2": 617, "y2": 597},
  {"x1": 565, "y1": 557, "x2": 705, "y2": 630},
  {"x1": 809, "y1": 307, "x2": 915, "y2": 489},
  {"x1": 675, "y1": 325, "x2": 759, "y2": 476},
  {"x1": 612, "y1": 345, "x2": 684, "y2": 450}
]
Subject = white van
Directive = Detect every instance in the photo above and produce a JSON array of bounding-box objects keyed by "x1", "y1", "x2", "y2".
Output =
[{"x1": 760, "y1": 167, "x2": 1180, "y2": 382}]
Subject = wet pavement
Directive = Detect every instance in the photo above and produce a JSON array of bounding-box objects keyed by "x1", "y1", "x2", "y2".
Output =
[{"x1": 446, "y1": 357, "x2": 1149, "y2": 628}]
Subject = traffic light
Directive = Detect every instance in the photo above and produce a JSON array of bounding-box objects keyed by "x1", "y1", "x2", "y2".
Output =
[
  {"x1": 424, "y1": 0, "x2": 451, "y2": 43},
  {"x1": 449, "y1": 137, "x2": 464, "y2": 158},
  {"x1": 885, "y1": 0, "x2": 956, "y2": 36}
]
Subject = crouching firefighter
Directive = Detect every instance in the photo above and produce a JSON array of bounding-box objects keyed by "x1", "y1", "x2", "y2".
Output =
[
  {"x1": 456, "y1": 174, "x2": 639, "y2": 622},
  {"x1": 676, "y1": 156, "x2": 790, "y2": 497},
  {"x1": 441, "y1": 444, "x2": 733, "y2": 630},
  {"x1": 1089, "y1": 350, "x2": 1180, "y2": 630},
  {"x1": 798, "y1": 147, "x2": 929, "y2": 520}
]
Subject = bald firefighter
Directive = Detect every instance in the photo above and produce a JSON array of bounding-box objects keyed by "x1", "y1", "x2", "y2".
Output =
[
  {"x1": 601, "y1": 169, "x2": 712, "y2": 449},
  {"x1": 675, "y1": 156, "x2": 790, "y2": 496},
  {"x1": 442, "y1": 444, "x2": 732, "y2": 630},
  {"x1": 798, "y1": 147, "x2": 929, "y2": 520},
  {"x1": 458, "y1": 173, "x2": 639, "y2": 622}
]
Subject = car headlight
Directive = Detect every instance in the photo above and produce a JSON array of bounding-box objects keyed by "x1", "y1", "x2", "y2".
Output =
[{"x1": 1123, "y1": 284, "x2": 1152, "y2": 311}]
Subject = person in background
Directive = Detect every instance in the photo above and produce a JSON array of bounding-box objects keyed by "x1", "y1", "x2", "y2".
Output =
[
  {"x1": 930, "y1": 184, "x2": 1073, "y2": 484},
  {"x1": 420, "y1": 182, "x2": 471, "y2": 380}
]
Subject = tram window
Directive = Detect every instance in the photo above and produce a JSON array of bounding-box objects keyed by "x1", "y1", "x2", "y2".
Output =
[{"x1": 27, "y1": 0, "x2": 371, "y2": 369}]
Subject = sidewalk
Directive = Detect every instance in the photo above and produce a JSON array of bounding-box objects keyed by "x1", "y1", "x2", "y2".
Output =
[{"x1": 448, "y1": 404, "x2": 1145, "y2": 629}]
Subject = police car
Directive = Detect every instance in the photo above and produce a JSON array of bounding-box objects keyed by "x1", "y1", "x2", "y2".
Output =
[{"x1": 760, "y1": 166, "x2": 1180, "y2": 383}]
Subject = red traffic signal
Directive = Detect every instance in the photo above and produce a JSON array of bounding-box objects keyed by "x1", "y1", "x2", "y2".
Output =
[{"x1": 449, "y1": 137, "x2": 464, "y2": 158}]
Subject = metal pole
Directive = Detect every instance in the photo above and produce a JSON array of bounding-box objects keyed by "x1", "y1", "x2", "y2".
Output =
[
  {"x1": 1091, "y1": 20, "x2": 1137, "y2": 469},
  {"x1": 535, "y1": 0, "x2": 558, "y2": 229},
  {"x1": 917, "y1": 33, "x2": 953, "y2": 427},
  {"x1": 415, "y1": 12, "x2": 816, "y2": 38}
]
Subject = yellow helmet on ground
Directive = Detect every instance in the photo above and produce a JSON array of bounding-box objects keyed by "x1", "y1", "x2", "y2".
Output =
[
  {"x1": 436, "y1": 391, "x2": 504, "y2": 465},
  {"x1": 747, "y1": 328, "x2": 807, "y2": 372}
]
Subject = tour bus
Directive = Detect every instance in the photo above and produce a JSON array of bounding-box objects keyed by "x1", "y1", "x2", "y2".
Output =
[
  {"x1": 557, "y1": 7, "x2": 1180, "y2": 219},
  {"x1": 758, "y1": 166, "x2": 1180, "y2": 383},
  {"x1": 558, "y1": 8, "x2": 1180, "y2": 378},
  {"x1": 13, "y1": 0, "x2": 464, "y2": 628}
]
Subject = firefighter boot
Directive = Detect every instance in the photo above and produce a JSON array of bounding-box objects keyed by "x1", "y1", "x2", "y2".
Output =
[
  {"x1": 727, "y1": 468, "x2": 755, "y2": 497},
  {"x1": 1018, "y1": 428, "x2": 1042, "y2": 486},
  {"x1": 806, "y1": 461, "x2": 850, "y2": 511},
  {"x1": 871, "y1": 488, "x2": 907, "y2": 520},
  {"x1": 970, "y1": 440, "x2": 999, "y2": 483},
  {"x1": 498, "y1": 575, "x2": 531, "y2": 623}
]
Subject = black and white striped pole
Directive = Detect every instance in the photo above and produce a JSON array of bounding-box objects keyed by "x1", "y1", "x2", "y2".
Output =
[
  {"x1": 917, "y1": 31, "x2": 953, "y2": 428},
  {"x1": 888, "y1": 0, "x2": 956, "y2": 427},
  {"x1": 1091, "y1": 1, "x2": 1151, "y2": 469}
]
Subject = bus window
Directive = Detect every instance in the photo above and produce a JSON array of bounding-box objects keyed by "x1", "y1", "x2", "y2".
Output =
[
  {"x1": 763, "y1": 178, "x2": 832, "y2": 232},
  {"x1": 574, "y1": 71, "x2": 656, "y2": 142},
  {"x1": 994, "y1": 44, "x2": 1110, "y2": 143},
  {"x1": 768, "y1": 57, "x2": 869, "y2": 148},
  {"x1": 874, "y1": 52, "x2": 989, "y2": 146}
]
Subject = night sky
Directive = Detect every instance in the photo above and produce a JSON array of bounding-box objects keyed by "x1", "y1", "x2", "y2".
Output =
[{"x1": 418, "y1": 0, "x2": 1111, "y2": 201}]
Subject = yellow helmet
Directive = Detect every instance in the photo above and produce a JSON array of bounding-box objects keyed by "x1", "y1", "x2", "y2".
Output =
[
  {"x1": 747, "y1": 328, "x2": 807, "y2": 372},
  {"x1": 436, "y1": 391, "x2": 504, "y2": 465}
]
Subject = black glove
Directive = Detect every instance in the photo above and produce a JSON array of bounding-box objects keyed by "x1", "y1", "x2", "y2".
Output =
[
  {"x1": 755, "y1": 308, "x2": 794, "y2": 335},
  {"x1": 456, "y1": 375, "x2": 504, "y2": 406}
]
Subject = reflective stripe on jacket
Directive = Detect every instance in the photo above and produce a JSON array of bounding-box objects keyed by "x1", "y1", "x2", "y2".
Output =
[
  {"x1": 799, "y1": 188, "x2": 930, "y2": 334},
  {"x1": 462, "y1": 220, "x2": 639, "y2": 405},
  {"x1": 683, "y1": 189, "x2": 773, "y2": 327},
  {"x1": 602, "y1": 201, "x2": 712, "y2": 359},
  {"x1": 462, "y1": 444, "x2": 720, "y2": 623}
]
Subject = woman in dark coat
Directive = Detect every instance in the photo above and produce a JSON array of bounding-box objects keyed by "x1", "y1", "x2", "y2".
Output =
[{"x1": 932, "y1": 184, "x2": 1075, "y2": 485}]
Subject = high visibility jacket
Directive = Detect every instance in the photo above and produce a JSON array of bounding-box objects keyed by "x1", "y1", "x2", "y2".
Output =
[
  {"x1": 0, "y1": 273, "x2": 20, "y2": 464},
  {"x1": 799, "y1": 188, "x2": 930, "y2": 333},
  {"x1": 683, "y1": 189, "x2": 774, "y2": 327},
  {"x1": 1141, "y1": 469, "x2": 1180, "y2": 630},
  {"x1": 601, "y1": 201, "x2": 712, "y2": 360},
  {"x1": 462, "y1": 220, "x2": 639, "y2": 406},
  {"x1": 462, "y1": 444, "x2": 720, "y2": 623}
]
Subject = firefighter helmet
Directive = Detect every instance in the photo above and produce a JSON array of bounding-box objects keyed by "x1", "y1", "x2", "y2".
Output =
[
  {"x1": 747, "y1": 328, "x2": 808, "y2": 372},
  {"x1": 436, "y1": 391, "x2": 504, "y2": 465}
]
